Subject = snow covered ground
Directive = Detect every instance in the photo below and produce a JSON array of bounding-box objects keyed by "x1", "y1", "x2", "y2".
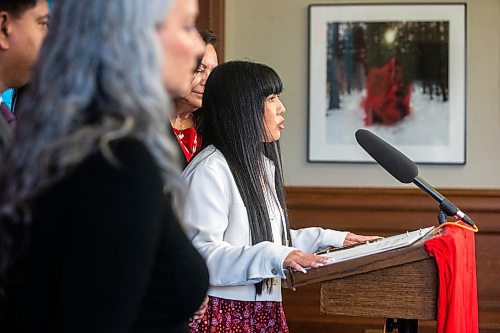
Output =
[{"x1": 326, "y1": 86, "x2": 450, "y2": 146}]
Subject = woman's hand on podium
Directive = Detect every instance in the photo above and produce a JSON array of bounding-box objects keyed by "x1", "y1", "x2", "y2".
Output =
[
  {"x1": 343, "y1": 233, "x2": 381, "y2": 247},
  {"x1": 283, "y1": 250, "x2": 328, "y2": 273}
]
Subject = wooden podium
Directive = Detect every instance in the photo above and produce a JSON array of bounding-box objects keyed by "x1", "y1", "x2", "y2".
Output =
[{"x1": 284, "y1": 235, "x2": 438, "y2": 332}]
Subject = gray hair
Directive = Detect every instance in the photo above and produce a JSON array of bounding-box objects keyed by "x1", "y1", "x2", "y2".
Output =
[{"x1": 0, "y1": 0, "x2": 185, "y2": 219}]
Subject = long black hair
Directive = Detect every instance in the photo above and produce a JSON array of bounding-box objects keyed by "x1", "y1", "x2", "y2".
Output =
[{"x1": 195, "y1": 61, "x2": 292, "y2": 294}]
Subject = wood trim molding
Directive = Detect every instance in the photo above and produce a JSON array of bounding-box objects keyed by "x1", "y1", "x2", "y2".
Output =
[
  {"x1": 285, "y1": 187, "x2": 500, "y2": 233},
  {"x1": 197, "y1": 0, "x2": 225, "y2": 61}
]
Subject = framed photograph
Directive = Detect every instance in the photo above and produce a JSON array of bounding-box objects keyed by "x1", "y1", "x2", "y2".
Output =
[{"x1": 308, "y1": 3, "x2": 466, "y2": 164}]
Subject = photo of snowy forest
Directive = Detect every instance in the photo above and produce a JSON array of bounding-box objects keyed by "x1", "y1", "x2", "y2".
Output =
[
  {"x1": 308, "y1": 4, "x2": 466, "y2": 163},
  {"x1": 326, "y1": 21, "x2": 450, "y2": 146}
]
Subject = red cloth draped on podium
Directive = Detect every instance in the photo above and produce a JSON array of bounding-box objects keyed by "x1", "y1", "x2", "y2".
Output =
[{"x1": 424, "y1": 224, "x2": 478, "y2": 333}]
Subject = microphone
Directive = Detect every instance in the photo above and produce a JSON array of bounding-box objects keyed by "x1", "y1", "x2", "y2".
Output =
[{"x1": 355, "y1": 129, "x2": 475, "y2": 227}]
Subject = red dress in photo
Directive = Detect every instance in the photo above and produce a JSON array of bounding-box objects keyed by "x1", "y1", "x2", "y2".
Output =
[{"x1": 361, "y1": 57, "x2": 412, "y2": 126}]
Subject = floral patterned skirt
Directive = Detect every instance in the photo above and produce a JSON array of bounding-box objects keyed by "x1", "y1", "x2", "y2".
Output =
[{"x1": 188, "y1": 296, "x2": 289, "y2": 333}]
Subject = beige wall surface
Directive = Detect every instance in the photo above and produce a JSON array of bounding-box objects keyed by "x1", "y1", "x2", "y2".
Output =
[{"x1": 225, "y1": 0, "x2": 500, "y2": 189}]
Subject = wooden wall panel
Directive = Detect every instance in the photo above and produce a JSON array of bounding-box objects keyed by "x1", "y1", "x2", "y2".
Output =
[
  {"x1": 282, "y1": 187, "x2": 500, "y2": 333},
  {"x1": 197, "y1": 0, "x2": 225, "y2": 62}
]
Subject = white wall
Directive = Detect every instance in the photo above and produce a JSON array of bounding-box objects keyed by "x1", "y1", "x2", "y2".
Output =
[{"x1": 225, "y1": 0, "x2": 500, "y2": 189}]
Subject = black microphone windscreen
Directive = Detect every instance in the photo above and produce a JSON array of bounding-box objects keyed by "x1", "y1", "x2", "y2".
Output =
[{"x1": 355, "y1": 129, "x2": 418, "y2": 184}]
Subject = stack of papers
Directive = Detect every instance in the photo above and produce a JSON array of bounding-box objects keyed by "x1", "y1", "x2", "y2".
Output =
[{"x1": 319, "y1": 226, "x2": 435, "y2": 265}]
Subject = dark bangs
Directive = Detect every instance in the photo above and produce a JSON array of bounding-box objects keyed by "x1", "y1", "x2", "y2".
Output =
[
  {"x1": 259, "y1": 65, "x2": 283, "y2": 98},
  {"x1": 196, "y1": 61, "x2": 282, "y2": 149}
]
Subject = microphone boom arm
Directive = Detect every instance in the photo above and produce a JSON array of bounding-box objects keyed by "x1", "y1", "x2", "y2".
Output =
[
  {"x1": 413, "y1": 176, "x2": 445, "y2": 203},
  {"x1": 355, "y1": 129, "x2": 475, "y2": 228},
  {"x1": 413, "y1": 176, "x2": 475, "y2": 227}
]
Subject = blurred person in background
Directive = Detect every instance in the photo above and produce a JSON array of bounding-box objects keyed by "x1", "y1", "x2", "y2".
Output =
[
  {"x1": 0, "y1": 0, "x2": 49, "y2": 155},
  {"x1": 0, "y1": 0, "x2": 208, "y2": 332},
  {"x1": 171, "y1": 29, "x2": 218, "y2": 164}
]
